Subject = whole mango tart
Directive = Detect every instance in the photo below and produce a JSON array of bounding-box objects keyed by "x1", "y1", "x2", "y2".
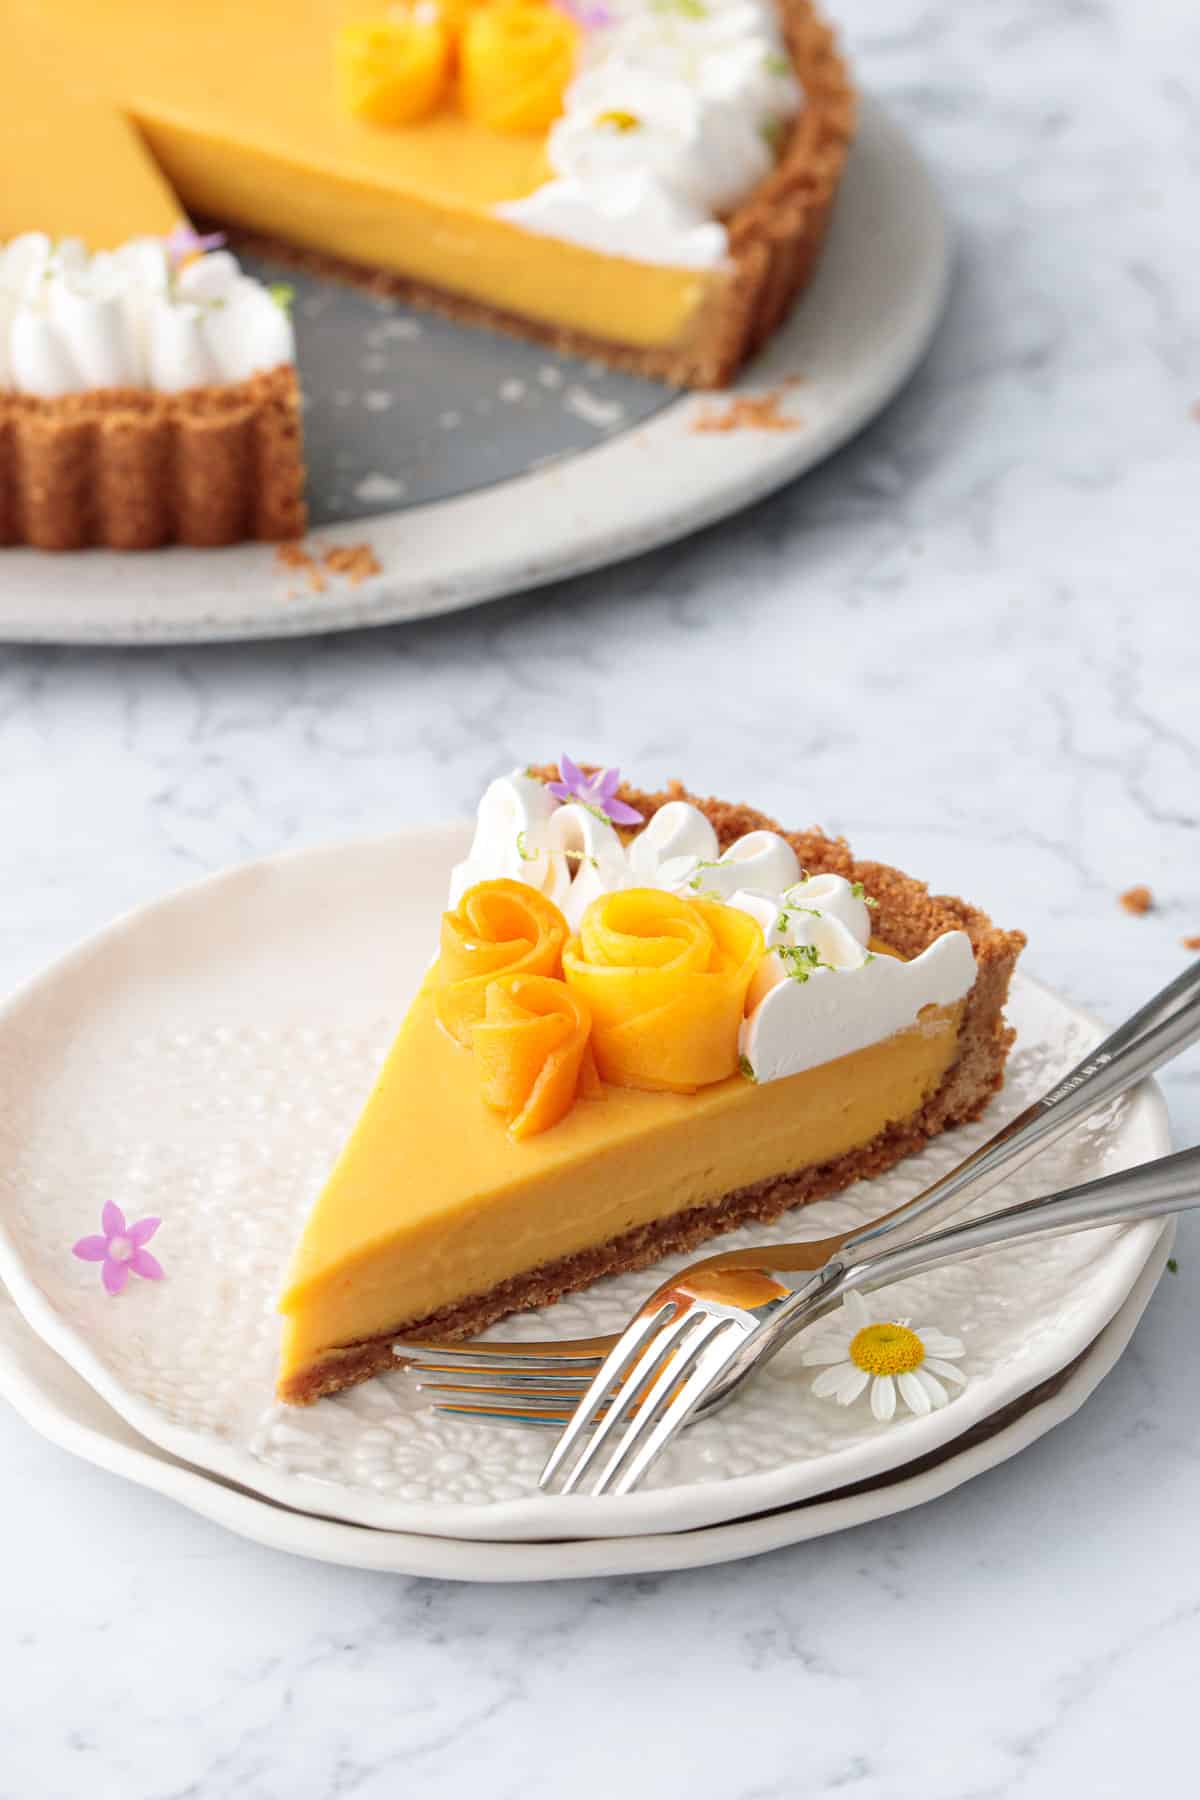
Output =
[
  {"x1": 1, "y1": 0, "x2": 854, "y2": 549},
  {"x1": 277, "y1": 761, "x2": 1024, "y2": 1404}
]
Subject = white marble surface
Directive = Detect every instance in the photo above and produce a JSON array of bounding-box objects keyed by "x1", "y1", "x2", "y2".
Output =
[{"x1": 2, "y1": 0, "x2": 1199, "y2": 1792}]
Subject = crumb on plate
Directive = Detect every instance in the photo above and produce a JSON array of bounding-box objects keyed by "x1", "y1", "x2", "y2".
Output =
[
  {"x1": 692, "y1": 384, "x2": 802, "y2": 434},
  {"x1": 275, "y1": 540, "x2": 381, "y2": 597}
]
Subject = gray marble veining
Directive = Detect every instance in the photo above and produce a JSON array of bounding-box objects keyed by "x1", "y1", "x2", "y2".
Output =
[{"x1": 1, "y1": 0, "x2": 1199, "y2": 1794}]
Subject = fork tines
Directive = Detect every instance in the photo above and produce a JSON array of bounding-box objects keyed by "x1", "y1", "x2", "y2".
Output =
[{"x1": 539, "y1": 1301, "x2": 752, "y2": 1498}]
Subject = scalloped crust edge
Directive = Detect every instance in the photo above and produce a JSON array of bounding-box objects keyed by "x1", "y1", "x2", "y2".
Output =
[{"x1": 0, "y1": 363, "x2": 306, "y2": 551}]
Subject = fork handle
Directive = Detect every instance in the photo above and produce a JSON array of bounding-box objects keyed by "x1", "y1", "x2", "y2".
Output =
[
  {"x1": 836, "y1": 1142, "x2": 1200, "y2": 1300},
  {"x1": 840, "y1": 959, "x2": 1200, "y2": 1260}
]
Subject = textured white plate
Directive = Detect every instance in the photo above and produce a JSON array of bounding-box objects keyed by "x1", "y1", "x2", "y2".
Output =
[
  {"x1": 0, "y1": 100, "x2": 948, "y2": 645},
  {"x1": 0, "y1": 1230, "x2": 1172, "y2": 1581},
  {"x1": 0, "y1": 824, "x2": 1171, "y2": 1542}
]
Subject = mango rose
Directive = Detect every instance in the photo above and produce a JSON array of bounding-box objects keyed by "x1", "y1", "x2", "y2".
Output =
[
  {"x1": 563, "y1": 890, "x2": 765, "y2": 1093},
  {"x1": 473, "y1": 974, "x2": 600, "y2": 1138},
  {"x1": 459, "y1": 0, "x2": 579, "y2": 133},
  {"x1": 436, "y1": 879, "x2": 568, "y2": 1046},
  {"x1": 335, "y1": 13, "x2": 451, "y2": 125}
]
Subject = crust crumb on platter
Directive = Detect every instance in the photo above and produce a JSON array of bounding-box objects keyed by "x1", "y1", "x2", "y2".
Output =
[
  {"x1": 692, "y1": 382, "x2": 804, "y2": 434},
  {"x1": 275, "y1": 539, "x2": 382, "y2": 597},
  {"x1": 322, "y1": 542, "x2": 382, "y2": 585}
]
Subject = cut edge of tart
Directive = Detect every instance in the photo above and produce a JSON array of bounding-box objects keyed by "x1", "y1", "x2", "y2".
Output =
[
  {"x1": 276, "y1": 773, "x2": 1024, "y2": 1406},
  {"x1": 225, "y1": 0, "x2": 857, "y2": 391}
]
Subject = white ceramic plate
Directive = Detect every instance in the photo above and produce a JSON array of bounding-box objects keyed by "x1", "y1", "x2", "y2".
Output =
[
  {"x1": 0, "y1": 824, "x2": 1171, "y2": 1542},
  {"x1": 0, "y1": 100, "x2": 948, "y2": 645},
  {"x1": 0, "y1": 1231, "x2": 1173, "y2": 1582}
]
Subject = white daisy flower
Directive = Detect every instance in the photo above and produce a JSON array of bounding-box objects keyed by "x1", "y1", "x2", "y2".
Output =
[{"x1": 801, "y1": 1289, "x2": 967, "y2": 1422}]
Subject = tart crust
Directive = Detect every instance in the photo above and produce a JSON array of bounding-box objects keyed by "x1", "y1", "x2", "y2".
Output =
[
  {"x1": 224, "y1": 0, "x2": 857, "y2": 392},
  {"x1": 283, "y1": 780, "x2": 1024, "y2": 1405},
  {"x1": 0, "y1": 364, "x2": 306, "y2": 551}
]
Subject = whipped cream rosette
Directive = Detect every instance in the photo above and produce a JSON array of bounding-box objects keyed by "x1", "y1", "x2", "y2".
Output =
[
  {"x1": 448, "y1": 767, "x2": 980, "y2": 1097},
  {"x1": 0, "y1": 233, "x2": 295, "y2": 397},
  {"x1": 496, "y1": 0, "x2": 804, "y2": 265}
]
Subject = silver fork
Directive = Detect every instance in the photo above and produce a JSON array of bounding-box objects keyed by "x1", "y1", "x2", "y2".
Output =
[
  {"x1": 397, "y1": 961, "x2": 1200, "y2": 1422},
  {"x1": 540, "y1": 1141, "x2": 1200, "y2": 1496}
]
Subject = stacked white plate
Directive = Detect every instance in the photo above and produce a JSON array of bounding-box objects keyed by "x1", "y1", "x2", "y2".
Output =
[{"x1": 0, "y1": 826, "x2": 1173, "y2": 1579}]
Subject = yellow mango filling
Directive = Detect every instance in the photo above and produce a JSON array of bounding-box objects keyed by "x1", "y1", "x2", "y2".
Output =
[{"x1": 276, "y1": 982, "x2": 966, "y2": 1386}]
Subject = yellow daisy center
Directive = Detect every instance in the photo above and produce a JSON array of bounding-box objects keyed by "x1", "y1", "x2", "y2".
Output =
[{"x1": 849, "y1": 1322, "x2": 925, "y2": 1377}]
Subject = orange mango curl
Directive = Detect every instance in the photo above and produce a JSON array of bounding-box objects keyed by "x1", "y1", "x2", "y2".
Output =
[
  {"x1": 435, "y1": 878, "x2": 568, "y2": 1046},
  {"x1": 335, "y1": 12, "x2": 451, "y2": 125},
  {"x1": 459, "y1": 1, "x2": 580, "y2": 133},
  {"x1": 563, "y1": 890, "x2": 765, "y2": 1093},
  {"x1": 473, "y1": 974, "x2": 601, "y2": 1138}
]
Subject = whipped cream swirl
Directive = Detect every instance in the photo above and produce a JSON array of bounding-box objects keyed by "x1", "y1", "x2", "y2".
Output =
[
  {"x1": 496, "y1": 0, "x2": 804, "y2": 268},
  {"x1": 0, "y1": 235, "x2": 296, "y2": 398},
  {"x1": 448, "y1": 772, "x2": 978, "y2": 1083},
  {"x1": 732, "y1": 881, "x2": 976, "y2": 1084},
  {"x1": 449, "y1": 770, "x2": 632, "y2": 930}
]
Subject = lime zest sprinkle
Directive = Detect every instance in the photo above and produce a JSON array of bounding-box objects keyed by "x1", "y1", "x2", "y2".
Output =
[
  {"x1": 776, "y1": 942, "x2": 832, "y2": 983},
  {"x1": 595, "y1": 108, "x2": 641, "y2": 132},
  {"x1": 515, "y1": 830, "x2": 537, "y2": 863},
  {"x1": 737, "y1": 1054, "x2": 757, "y2": 1083},
  {"x1": 267, "y1": 282, "x2": 295, "y2": 314}
]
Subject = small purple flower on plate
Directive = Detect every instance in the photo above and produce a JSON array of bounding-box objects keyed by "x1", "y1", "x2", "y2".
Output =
[
  {"x1": 547, "y1": 755, "x2": 644, "y2": 826},
  {"x1": 164, "y1": 223, "x2": 227, "y2": 270},
  {"x1": 73, "y1": 1202, "x2": 163, "y2": 1297}
]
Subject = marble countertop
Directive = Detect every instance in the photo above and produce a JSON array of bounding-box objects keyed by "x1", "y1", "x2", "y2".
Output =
[{"x1": 2, "y1": 0, "x2": 1199, "y2": 1793}]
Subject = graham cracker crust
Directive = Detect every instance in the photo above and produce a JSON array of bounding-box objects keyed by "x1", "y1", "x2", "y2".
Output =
[
  {"x1": 281, "y1": 778, "x2": 1024, "y2": 1405},
  {"x1": 0, "y1": 364, "x2": 306, "y2": 551},
  {"x1": 225, "y1": 0, "x2": 856, "y2": 392}
]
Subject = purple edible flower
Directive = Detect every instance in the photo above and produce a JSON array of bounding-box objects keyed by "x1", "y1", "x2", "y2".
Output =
[
  {"x1": 551, "y1": 0, "x2": 614, "y2": 24},
  {"x1": 547, "y1": 755, "x2": 644, "y2": 826},
  {"x1": 73, "y1": 1201, "x2": 164, "y2": 1297},
  {"x1": 165, "y1": 223, "x2": 227, "y2": 270}
]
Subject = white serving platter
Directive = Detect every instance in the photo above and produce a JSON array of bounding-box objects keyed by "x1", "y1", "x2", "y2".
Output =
[{"x1": 0, "y1": 101, "x2": 948, "y2": 644}]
